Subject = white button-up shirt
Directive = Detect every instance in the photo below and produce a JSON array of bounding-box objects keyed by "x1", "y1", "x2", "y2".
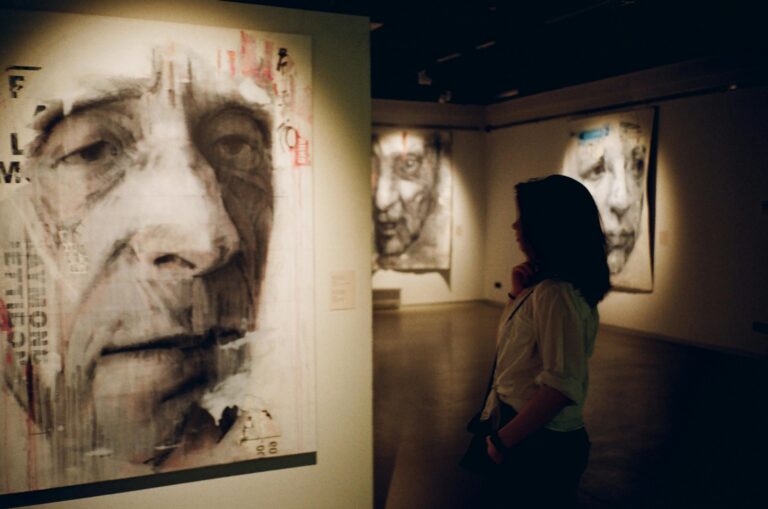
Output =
[{"x1": 481, "y1": 279, "x2": 599, "y2": 431}]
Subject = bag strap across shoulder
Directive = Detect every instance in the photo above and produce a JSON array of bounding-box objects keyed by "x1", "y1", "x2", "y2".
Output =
[{"x1": 479, "y1": 285, "x2": 537, "y2": 409}]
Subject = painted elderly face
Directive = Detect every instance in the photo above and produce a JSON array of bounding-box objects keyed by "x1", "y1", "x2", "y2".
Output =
[
  {"x1": 372, "y1": 133, "x2": 438, "y2": 257},
  {"x1": 0, "y1": 50, "x2": 273, "y2": 466},
  {"x1": 568, "y1": 123, "x2": 646, "y2": 274}
]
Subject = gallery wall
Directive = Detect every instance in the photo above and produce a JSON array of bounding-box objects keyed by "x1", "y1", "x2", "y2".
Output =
[
  {"x1": 371, "y1": 100, "x2": 487, "y2": 305},
  {"x1": 482, "y1": 62, "x2": 768, "y2": 356},
  {"x1": 2, "y1": 1, "x2": 372, "y2": 508},
  {"x1": 370, "y1": 58, "x2": 767, "y2": 356}
]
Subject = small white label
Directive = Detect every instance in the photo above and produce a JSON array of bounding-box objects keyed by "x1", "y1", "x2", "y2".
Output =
[{"x1": 330, "y1": 270, "x2": 356, "y2": 310}]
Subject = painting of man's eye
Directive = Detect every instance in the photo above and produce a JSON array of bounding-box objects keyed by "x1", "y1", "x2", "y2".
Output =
[
  {"x1": 198, "y1": 108, "x2": 268, "y2": 174},
  {"x1": 394, "y1": 154, "x2": 423, "y2": 177},
  {"x1": 581, "y1": 156, "x2": 607, "y2": 182},
  {"x1": 629, "y1": 146, "x2": 646, "y2": 180},
  {"x1": 213, "y1": 134, "x2": 262, "y2": 170},
  {"x1": 60, "y1": 140, "x2": 120, "y2": 166}
]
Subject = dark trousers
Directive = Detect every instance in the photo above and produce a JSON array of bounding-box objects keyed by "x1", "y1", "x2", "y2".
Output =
[{"x1": 480, "y1": 405, "x2": 590, "y2": 508}]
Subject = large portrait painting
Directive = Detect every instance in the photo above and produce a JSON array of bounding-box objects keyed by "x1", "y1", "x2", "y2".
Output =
[
  {"x1": 562, "y1": 109, "x2": 655, "y2": 292},
  {"x1": 0, "y1": 9, "x2": 315, "y2": 498},
  {"x1": 372, "y1": 128, "x2": 452, "y2": 271}
]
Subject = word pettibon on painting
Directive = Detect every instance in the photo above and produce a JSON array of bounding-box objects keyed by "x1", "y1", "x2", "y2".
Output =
[{"x1": 0, "y1": 10, "x2": 315, "y2": 496}]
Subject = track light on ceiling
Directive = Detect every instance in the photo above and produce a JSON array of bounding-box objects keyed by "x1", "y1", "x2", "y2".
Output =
[
  {"x1": 497, "y1": 89, "x2": 520, "y2": 99},
  {"x1": 436, "y1": 52, "x2": 461, "y2": 64},
  {"x1": 475, "y1": 41, "x2": 496, "y2": 50}
]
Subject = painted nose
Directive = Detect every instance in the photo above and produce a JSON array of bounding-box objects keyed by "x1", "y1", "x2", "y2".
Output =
[
  {"x1": 375, "y1": 171, "x2": 400, "y2": 211},
  {"x1": 126, "y1": 51, "x2": 240, "y2": 277},
  {"x1": 130, "y1": 142, "x2": 240, "y2": 277},
  {"x1": 608, "y1": 170, "x2": 631, "y2": 219}
]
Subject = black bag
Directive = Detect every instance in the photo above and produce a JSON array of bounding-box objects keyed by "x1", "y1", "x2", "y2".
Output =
[
  {"x1": 459, "y1": 290, "x2": 534, "y2": 474},
  {"x1": 459, "y1": 411, "x2": 496, "y2": 473}
]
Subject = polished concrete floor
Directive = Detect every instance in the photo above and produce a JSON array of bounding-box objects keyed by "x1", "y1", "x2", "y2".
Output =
[{"x1": 374, "y1": 302, "x2": 767, "y2": 509}]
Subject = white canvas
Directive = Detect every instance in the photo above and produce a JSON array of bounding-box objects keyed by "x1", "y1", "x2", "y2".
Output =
[
  {"x1": 372, "y1": 128, "x2": 452, "y2": 271},
  {"x1": 562, "y1": 109, "x2": 655, "y2": 292},
  {"x1": 0, "y1": 10, "x2": 315, "y2": 494}
]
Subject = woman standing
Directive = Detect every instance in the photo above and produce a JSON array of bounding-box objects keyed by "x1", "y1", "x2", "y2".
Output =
[{"x1": 474, "y1": 175, "x2": 610, "y2": 508}]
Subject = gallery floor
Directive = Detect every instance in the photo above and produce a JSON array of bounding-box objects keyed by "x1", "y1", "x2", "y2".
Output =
[{"x1": 373, "y1": 302, "x2": 766, "y2": 509}]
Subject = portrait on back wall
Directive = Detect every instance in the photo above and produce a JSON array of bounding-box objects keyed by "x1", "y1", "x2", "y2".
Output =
[
  {"x1": 562, "y1": 108, "x2": 655, "y2": 292},
  {"x1": 372, "y1": 128, "x2": 452, "y2": 272},
  {"x1": 0, "y1": 10, "x2": 315, "y2": 496}
]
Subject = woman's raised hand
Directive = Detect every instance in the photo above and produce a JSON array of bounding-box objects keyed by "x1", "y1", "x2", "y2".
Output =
[{"x1": 510, "y1": 261, "x2": 536, "y2": 298}]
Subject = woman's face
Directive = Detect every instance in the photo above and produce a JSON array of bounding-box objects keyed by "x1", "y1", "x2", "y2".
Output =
[
  {"x1": 512, "y1": 218, "x2": 523, "y2": 246},
  {"x1": 512, "y1": 214, "x2": 535, "y2": 261}
]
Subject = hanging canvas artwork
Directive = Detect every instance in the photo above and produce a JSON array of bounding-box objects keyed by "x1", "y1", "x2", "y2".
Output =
[
  {"x1": 0, "y1": 9, "x2": 315, "y2": 499},
  {"x1": 562, "y1": 109, "x2": 655, "y2": 291},
  {"x1": 372, "y1": 128, "x2": 452, "y2": 271}
]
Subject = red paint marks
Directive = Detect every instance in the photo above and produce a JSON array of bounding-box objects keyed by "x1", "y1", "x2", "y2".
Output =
[
  {"x1": 227, "y1": 50, "x2": 237, "y2": 78},
  {"x1": 239, "y1": 32, "x2": 275, "y2": 92},
  {"x1": 239, "y1": 31, "x2": 257, "y2": 78},
  {"x1": 294, "y1": 131, "x2": 311, "y2": 167},
  {"x1": 240, "y1": 32, "x2": 256, "y2": 77},
  {"x1": 0, "y1": 298, "x2": 12, "y2": 366},
  {"x1": 0, "y1": 298, "x2": 10, "y2": 333},
  {"x1": 262, "y1": 40, "x2": 275, "y2": 83}
]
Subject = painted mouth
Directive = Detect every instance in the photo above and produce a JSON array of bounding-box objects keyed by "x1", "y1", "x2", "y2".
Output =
[
  {"x1": 100, "y1": 327, "x2": 243, "y2": 357},
  {"x1": 96, "y1": 327, "x2": 244, "y2": 402},
  {"x1": 376, "y1": 221, "x2": 402, "y2": 237},
  {"x1": 607, "y1": 231, "x2": 636, "y2": 251}
]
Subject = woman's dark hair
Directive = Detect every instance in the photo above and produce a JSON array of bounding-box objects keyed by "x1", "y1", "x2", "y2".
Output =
[{"x1": 515, "y1": 174, "x2": 611, "y2": 306}]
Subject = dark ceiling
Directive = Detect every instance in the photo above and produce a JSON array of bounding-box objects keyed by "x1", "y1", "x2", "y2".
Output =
[{"x1": 236, "y1": 0, "x2": 765, "y2": 105}]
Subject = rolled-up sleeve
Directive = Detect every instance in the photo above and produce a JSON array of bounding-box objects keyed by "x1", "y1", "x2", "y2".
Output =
[{"x1": 532, "y1": 283, "x2": 588, "y2": 406}]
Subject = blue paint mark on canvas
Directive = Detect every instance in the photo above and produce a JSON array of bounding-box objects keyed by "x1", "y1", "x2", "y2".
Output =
[{"x1": 578, "y1": 126, "x2": 609, "y2": 142}]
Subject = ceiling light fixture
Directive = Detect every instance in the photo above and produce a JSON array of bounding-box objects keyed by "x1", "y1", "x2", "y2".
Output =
[
  {"x1": 475, "y1": 41, "x2": 496, "y2": 49},
  {"x1": 497, "y1": 89, "x2": 519, "y2": 99},
  {"x1": 475, "y1": 40, "x2": 496, "y2": 50},
  {"x1": 417, "y1": 70, "x2": 432, "y2": 86},
  {"x1": 436, "y1": 52, "x2": 461, "y2": 64}
]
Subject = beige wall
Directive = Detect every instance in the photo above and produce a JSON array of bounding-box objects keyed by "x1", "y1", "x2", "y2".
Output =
[
  {"x1": 482, "y1": 66, "x2": 768, "y2": 356},
  {"x1": 371, "y1": 100, "x2": 487, "y2": 305},
  {"x1": 3, "y1": 1, "x2": 372, "y2": 508}
]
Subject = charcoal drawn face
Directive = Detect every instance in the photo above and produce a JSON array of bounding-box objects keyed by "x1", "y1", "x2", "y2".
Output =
[
  {"x1": 372, "y1": 133, "x2": 439, "y2": 257},
  {"x1": 1, "y1": 48, "x2": 274, "y2": 467},
  {"x1": 565, "y1": 122, "x2": 646, "y2": 274}
]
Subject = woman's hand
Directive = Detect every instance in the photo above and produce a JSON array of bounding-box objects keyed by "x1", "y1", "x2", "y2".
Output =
[
  {"x1": 485, "y1": 436, "x2": 504, "y2": 464},
  {"x1": 510, "y1": 261, "x2": 536, "y2": 298}
]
